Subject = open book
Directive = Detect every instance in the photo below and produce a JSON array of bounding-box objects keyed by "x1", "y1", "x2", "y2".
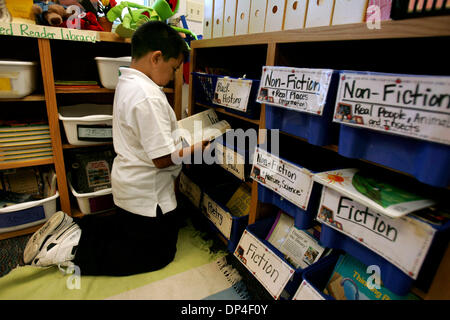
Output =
[
  {"x1": 313, "y1": 168, "x2": 436, "y2": 219},
  {"x1": 177, "y1": 109, "x2": 231, "y2": 146},
  {"x1": 266, "y1": 211, "x2": 326, "y2": 269}
]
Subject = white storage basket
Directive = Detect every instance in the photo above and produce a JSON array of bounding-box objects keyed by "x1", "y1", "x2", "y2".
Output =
[
  {"x1": 58, "y1": 104, "x2": 113, "y2": 146},
  {"x1": 68, "y1": 179, "x2": 113, "y2": 215},
  {"x1": 95, "y1": 56, "x2": 131, "y2": 89},
  {"x1": 0, "y1": 60, "x2": 37, "y2": 98},
  {"x1": 0, "y1": 192, "x2": 59, "y2": 234}
]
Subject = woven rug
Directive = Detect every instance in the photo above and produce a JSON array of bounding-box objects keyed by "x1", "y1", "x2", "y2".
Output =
[
  {"x1": 0, "y1": 221, "x2": 251, "y2": 300},
  {"x1": 0, "y1": 234, "x2": 29, "y2": 277}
]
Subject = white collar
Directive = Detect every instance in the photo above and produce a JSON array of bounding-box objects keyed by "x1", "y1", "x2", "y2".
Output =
[{"x1": 119, "y1": 67, "x2": 164, "y2": 90}]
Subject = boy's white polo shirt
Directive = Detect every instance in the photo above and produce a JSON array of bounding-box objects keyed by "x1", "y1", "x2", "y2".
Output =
[{"x1": 111, "y1": 67, "x2": 182, "y2": 217}]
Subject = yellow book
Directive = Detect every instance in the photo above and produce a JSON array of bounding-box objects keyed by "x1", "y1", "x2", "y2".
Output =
[{"x1": 226, "y1": 183, "x2": 251, "y2": 217}]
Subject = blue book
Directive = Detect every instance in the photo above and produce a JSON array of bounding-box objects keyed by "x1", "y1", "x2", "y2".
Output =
[{"x1": 325, "y1": 254, "x2": 420, "y2": 300}]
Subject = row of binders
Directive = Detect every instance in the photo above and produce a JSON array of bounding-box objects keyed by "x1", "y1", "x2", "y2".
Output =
[{"x1": 0, "y1": 121, "x2": 53, "y2": 164}]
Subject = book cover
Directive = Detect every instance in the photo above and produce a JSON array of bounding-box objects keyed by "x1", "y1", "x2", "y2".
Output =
[
  {"x1": 177, "y1": 109, "x2": 231, "y2": 146},
  {"x1": 266, "y1": 211, "x2": 325, "y2": 269},
  {"x1": 313, "y1": 168, "x2": 436, "y2": 218},
  {"x1": 226, "y1": 183, "x2": 251, "y2": 217},
  {"x1": 325, "y1": 254, "x2": 420, "y2": 300},
  {"x1": 0, "y1": 139, "x2": 52, "y2": 148},
  {"x1": 0, "y1": 147, "x2": 52, "y2": 157},
  {"x1": 0, "y1": 124, "x2": 49, "y2": 133}
]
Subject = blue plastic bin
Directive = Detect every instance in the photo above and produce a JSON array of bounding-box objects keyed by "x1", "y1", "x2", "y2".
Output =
[
  {"x1": 214, "y1": 132, "x2": 253, "y2": 181},
  {"x1": 242, "y1": 217, "x2": 305, "y2": 298},
  {"x1": 338, "y1": 125, "x2": 450, "y2": 188},
  {"x1": 223, "y1": 79, "x2": 261, "y2": 120},
  {"x1": 201, "y1": 192, "x2": 249, "y2": 253},
  {"x1": 319, "y1": 213, "x2": 450, "y2": 296},
  {"x1": 264, "y1": 71, "x2": 340, "y2": 146},
  {"x1": 183, "y1": 164, "x2": 249, "y2": 253},
  {"x1": 0, "y1": 192, "x2": 59, "y2": 234},
  {"x1": 257, "y1": 182, "x2": 323, "y2": 230},
  {"x1": 192, "y1": 72, "x2": 220, "y2": 107},
  {"x1": 192, "y1": 72, "x2": 261, "y2": 120},
  {"x1": 254, "y1": 143, "x2": 341, "y2": 230},
  {"x1": 298, "y1": 253, "x2": 341, "y2": 300}
]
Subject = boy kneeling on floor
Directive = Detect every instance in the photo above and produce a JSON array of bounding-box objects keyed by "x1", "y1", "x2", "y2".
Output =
[{"x1": 23, "y1": 21, "x2": 209, "y2": 276}]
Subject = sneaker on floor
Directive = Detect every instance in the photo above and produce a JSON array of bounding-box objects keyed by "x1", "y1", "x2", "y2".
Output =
[
  {"x1": 23, "y1": 211, "x2": 73, "y2": 264},
  {"x1": 31, "y1": 222, "x2": 81, "y2": 267}
]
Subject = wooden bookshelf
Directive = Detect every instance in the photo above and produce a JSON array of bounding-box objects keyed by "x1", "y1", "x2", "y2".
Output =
[
  {"x1": 192, "y1": 15, "x2": 450, "y2": 48},
  {"x1": 189, "y1": 15, "x2": 450, "y2": 300},
  {"x1": 0, "y1": 157, "x2": 54, "y2": 171},
  {"x1": 0, "y1": 28, "x2": 183, "y2": 240},
  {"x1": 0, "y1": 94, "x2": 46, "y2": 102}
]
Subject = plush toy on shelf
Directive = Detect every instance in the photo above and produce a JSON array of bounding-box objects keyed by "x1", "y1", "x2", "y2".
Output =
[
  {"x1": 31, "y1": 0, "x2": 105, "y2": 31},
  {"x1": 32, "y1": 0, "x2": 70, "y2": 26},
  {"x1": 106, "y1": 0, "x2": 197, "y2": 41}
]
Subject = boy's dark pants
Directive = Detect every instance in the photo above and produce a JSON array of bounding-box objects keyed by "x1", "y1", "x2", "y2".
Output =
[{"x1": 72, "y1": 206, "x2": 179, "y2": 276}]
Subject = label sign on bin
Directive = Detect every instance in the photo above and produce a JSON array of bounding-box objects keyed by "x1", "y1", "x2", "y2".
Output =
[
  {"x1": 250, "y1": 147, "x2": 314, "y2": 209},
  {"x1": 215, "y1": 143, "x2": 246, "y2": 181},
  {"x1": 201, "y1": 193, "x2": 233, "y2": 240},
  {"x1": 333, "y1": 72, "x2": 450, "y2": 145},
  {"x1": 316, "y1": 186, "x2": 436, "y2": 279},
  {"x1": 234, "y1": 230, "x2": 295, "y2": 299},
  {"x1": 256, "y1": 66, "x2": 333, "y2": 115},
  {"x1": 213, "y1": 77, "x2": 252, "y2": 112},
  {"x1": 77, "y1": 125, "x2": 112, "y2": 141}
]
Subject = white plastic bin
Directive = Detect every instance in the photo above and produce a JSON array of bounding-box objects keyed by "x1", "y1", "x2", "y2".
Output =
[
  {"x1": 95, "y1": 56, "x2": 131, "y2": 89},
  {"x1": 0, "y1": 60, "x2": 37, "y2": 98},
  {"x1": 0, "y1": 192, "x2": 59, "y2": 234},
  {"x1": 68, "y1": 179, "x2": 114, "y2": 215},
  {"x1": 58, "y1": 104, "x2": 113, "y2": 146}
]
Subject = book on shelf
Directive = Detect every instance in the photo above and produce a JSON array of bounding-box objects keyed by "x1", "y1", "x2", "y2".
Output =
[
  {"x1": 0, "y1": 147, "x2": 53, "y2": 157},
  {"x1": 0, "y1": 130, "x2": 50, "y2": 138},
  {"x1": 0, "y1": 134, "x2": 51, "y2": 143},
  {"x1": 0, "y1": 154, "x2": 53, "y2": 164},
  {"x1": 0, "y1": 138, "x2": 52, "y2": 148},
  {"x1": 0, "y1": 143, "x2": 52, "y2": 152},
  {"x1": 266, "y1": 211, "x2": 326, "y2": 269},
  {"x1": 0, "y1": 151, "x2": 53, "y2": 162},
  {"x1": 0, "y1": 190, "x2": 34, "y2": 208},
  {"x1": 313, "y1": 168, "x2": 436, "y2": 219},
  {"x1": 177, "y1": 109, "x2": 231, "y2": 146},
  {"x1": 0, "y1": 124, "x2": 49, "y2": 133},
  {"x1": 324, "y1": 254, "x2": 420, "y2": 300},
  {"x1": 0, "y1": 168, "x2": 57, "y2": 208},
  {"x1": 226, "y1": 183, "x2": 251, "y2": 217}
]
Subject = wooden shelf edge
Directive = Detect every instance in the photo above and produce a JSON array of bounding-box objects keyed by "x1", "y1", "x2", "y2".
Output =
[
  {"x1": 192, "y1": 16, "x2": 450, "y2": 48},
  {"x1": 0, "y1": 223, "x2": 42, "y2": 240},
  {"x1": 99, "y1": 31, "x2": 131, "y2": 43},
  {"x1": 0, "y1": 157, "x2": 54, "y2": 170},
  {"x1": 55, "y1": 87, "x2": 174, "y2": 94},
  {"x1": 62, "y1": 142, "x2": 113, "y2": 149},
  {"x1": 0, "y1": 94, "x2": 45, "y2": 102}
]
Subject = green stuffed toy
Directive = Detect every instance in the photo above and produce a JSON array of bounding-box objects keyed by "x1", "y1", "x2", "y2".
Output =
[{"x1": 107, "y1": 0, "x2": 197, "y2": 42}]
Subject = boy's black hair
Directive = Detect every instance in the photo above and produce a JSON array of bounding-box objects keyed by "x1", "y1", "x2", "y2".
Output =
[{"x1": 131, "y1": 20, "x2": 190, "y2": 62}]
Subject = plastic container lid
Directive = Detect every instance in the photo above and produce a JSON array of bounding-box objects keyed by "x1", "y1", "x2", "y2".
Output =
[
  {"x1": 0, "y1": 60, "x2": 36, "y2": 66},
  {"x1": 94, "y1": 56, "x2": 132, "y2": 63},
  {"x1": 58, "y1": 104, "x2": 113, "y2": 122}
]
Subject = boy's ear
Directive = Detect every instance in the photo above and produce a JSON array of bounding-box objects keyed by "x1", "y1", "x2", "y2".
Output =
[{"x1": 150, "y1": 50, "x2": 163, "y2": 64}]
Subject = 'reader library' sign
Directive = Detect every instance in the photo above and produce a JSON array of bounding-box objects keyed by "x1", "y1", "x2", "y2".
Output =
[
  {"x1": 256, "y1": 66, "x2": 334, "y2": 115},
  {"x1": 333, "y1": 72, "x2": 450, "y2": 145},
  {"x1": 0, "y1": 22, "x2": 99, "y2": 43}
]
